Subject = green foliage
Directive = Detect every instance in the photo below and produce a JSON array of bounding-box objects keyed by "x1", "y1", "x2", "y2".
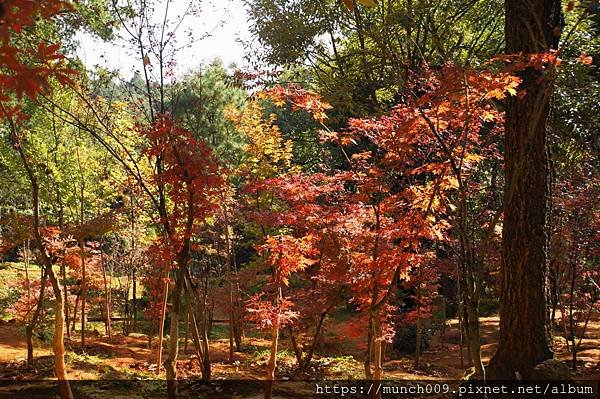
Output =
[
  {"x1": 313, "y1": 355, "x2": 362, "y2": 377},
  {"x1": 247, "y1": 0, "x2": 505, "y2": 120},
  {"x1": 479, "y1": 298, "x2": 500, "y2": 317},
  {"x1": 173, "y1": 60, "x2": 248, "y2": 167},
  {"x1": 0, "y1": 262, "x2": 42, "y2": 320},
  {"x1": 392, "y1": 325, "x2": 437, "y2": 354},
  {"x1": 552, "y1": 4, "x2": 600, "y2": 169}
]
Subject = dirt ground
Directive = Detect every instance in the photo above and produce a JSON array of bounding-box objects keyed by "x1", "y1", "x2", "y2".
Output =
[{"x1": 0, "y1": 316, "x2": 597, "y2": 398}]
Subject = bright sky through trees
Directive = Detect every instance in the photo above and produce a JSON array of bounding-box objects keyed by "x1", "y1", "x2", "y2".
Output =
[{"x1": 75, "y1": 0, "x2": 250, "y2": 78}]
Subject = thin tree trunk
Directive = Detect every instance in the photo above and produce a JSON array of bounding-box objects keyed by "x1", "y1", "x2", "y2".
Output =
[
  {"x1": 184, "y1": 304, "x2": 190, "y2": 354},
  {"x1": 364, "y1": 312, "x2": 373, "y2": 379},
  {"x1": 185, "y1": 268, "x2": 211, "y2": 379},
  {"x1": 155, "y1": 271, "x2": 169, "y2": 374},
  {"x1": 48, "y1": 268, "x2": 73, "y2": 399},
  {"x1": 100, "y1": 243, "x2": 111, "y2": 339},
  {"x1": 223, "y1": 211, "x2": 236, "y2": 362},
  {"x1": 465, "y1": 298, "x2": 484, "y2": 375},
  {"x1": 415, "y1": 315, "x2": 422, "y2": 369},
  {"x1": 165, "y1": 266, "x2": 185, "y2": 399},
  {"x1": 288, "y1": 326, "x2": 303, "y2": 366},
  {"x1": 61, "y1": 259, "x2": 70, "y2": 339},
  {"x1": 265, "y1": 298, "x2": 280, "y2": 399},
  {"x1": 371, "y1": 312, "x2": 383, "y2": 399},
  {"x1": 132, "y1": 267, "x2": 137, "y2": 333},
  {"x1": 568, "y1": 257, "x2": 577, "y2": 371},
  {"x1": 26, "y1": 268, "x2": 49, "y2": 367},
  {"x1": 80, "y1": 241, "x2": 86, "y2": 351},
  {"x1": 71, "y1": 292, "x2": 79, "y2": 334},
  {"x1": 190, "y1": 306, "x2": 207, "y2": 377},
  {"x1": 457, "y1": 265, "x2": 464, "y2": 369},
  {"x1": 300, "y1": 307, "x2": 331, "y2": 370}
]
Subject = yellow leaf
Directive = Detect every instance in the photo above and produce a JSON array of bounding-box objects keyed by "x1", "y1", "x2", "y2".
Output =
[{"x1": 357, "y1": 0, "x2": 378, "y2": 6}]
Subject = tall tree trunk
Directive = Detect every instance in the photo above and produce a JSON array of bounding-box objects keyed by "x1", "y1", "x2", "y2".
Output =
[
  {"x1": 370, "y1": 311, "x2": 383, "y2": 399},
  {"x1": 265, "y1": 287, "x2": 282, "y2": 399},
  {"x1": 132, "y1": 267, "x2": 137, "y2": 333},
  {"x1": 12, "y1": 132, "x2": 72, "y2": 398},
  {"x1": 225, "y1": 230, "x2": 235, "y2": 362},
  {"x1": 465, "y1": 297, "x2": 484, "y2": 375},
  {"x1": 415, "y1": 304, "x2": 422, "y2": 368},
  {"x1": 155, "y1": 270, "x2": 169, "y2": 374},
  {"x1": 100, "y1": 243, "x2": 111, "y2": 339},
  {"x1": 264, "y1": 313, "x2": 280, "y2": 399},
  {"x1": 364, "y1": 313, "x2": 374, "y2": 379},
  {"x1": 487, "y1": 0, "x2": 562, "y2": 379},
  {"x1": 26, "y1": 268, "x2": 49, "y2": 367},
  {"x1": 165, "y1": 266, "x2": 185, "y2": 399},
  {"x1": 80, "y1": 241, "x2": 86, "y2": 351},
  {"x1": 288, "y1": 326, "x2": 303, "y2": 366},
  {"x1": 184, "y1": 304, "x2": 190, "y2": 354},
  {"x1": 223, "y1": 208, "x2": 241, "y2": 356},
  {"x1": 71, "y1": 292, "x2": 79, "y2": 334},
  {"x1": 48, "y1": 269, "x2": 73, "y2": 399},
  {"x1": 200, "y1": 304, "x2": 211, "y2": 379},
  {"x1": 185, "y1": 269, "x2": 211, "y2": 379},
  {"x1": 300, "y1": 307, "x2": 331, "y2": 371},
  {"x1": 61, "y1": 259, "x2": 70, "y2": 339}
]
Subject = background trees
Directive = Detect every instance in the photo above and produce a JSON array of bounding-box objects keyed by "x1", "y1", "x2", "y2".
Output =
[{"x1": 0, "y1": 1, "x2": 598, "y2": 398}]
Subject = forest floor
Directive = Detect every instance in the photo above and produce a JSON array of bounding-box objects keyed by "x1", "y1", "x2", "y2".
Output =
[{"x1": 0, "y1": 315, "x2": 597, "y2": 398}]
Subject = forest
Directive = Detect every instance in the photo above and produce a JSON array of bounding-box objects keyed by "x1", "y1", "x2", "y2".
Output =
[{"x1": 0, "y1": 0, "x2": 598, "y2": 398}]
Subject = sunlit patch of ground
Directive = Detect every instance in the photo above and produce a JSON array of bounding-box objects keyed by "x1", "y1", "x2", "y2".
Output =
[{"x1": 0, "y1": 314, "x2": 597, "y2": 398}]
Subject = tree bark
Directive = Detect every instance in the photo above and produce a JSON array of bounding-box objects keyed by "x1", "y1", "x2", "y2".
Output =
[
  {"x1": 48, "y1": 269, "x2": 73, "y2": 399},
  {"x1": 100, "y1": 243, "x2": 111, "y2": 339},
  {"x1": 26, "y1": 267, "x2": 49, "y2": 367},
  {"x1": 415, "y1": 304, "x2": 422, "y2": 368},
  {"x1": 221, "y1": 208, "x2": 238, "y2": 361},
  {"x1": 61, "y1": 259, "x2": 70, "y2": 340},
  {"x1": 10, "y1": 125, "x2": 72, "y2": 398},
  {"x1": 363, "y1": 312, "x2": 373, "y2": 379},
  {"x1": 164, "y1": 266, "x2": 185, "y2": 399},
  {"x1": 185, "y1": 268, "x2": 211, "y2": 379},
  {"x1": 370, "y1": 311, "x2": 383, "y2": 399},
  {"x1": 264, "y1": 311, "x2": 279, "y2": 399},
  {"x1": 300, "y1": 307, "x2": 331, "y2": 371},
  {"x1": 265, "y1": 287, "x2": 282, "y2": 399},
  {"x1": 80, "y1": 241, "x2": 86, "y2": 351},
  {"x1": 71, "y1": 292, "x2": 79, "y2": 334},
  {"x1": 155, "y1": 270, "x2": 169, "y2": 374},
  {"x1": 487, "y1": 0, "x2": 562, "y2": 380}
]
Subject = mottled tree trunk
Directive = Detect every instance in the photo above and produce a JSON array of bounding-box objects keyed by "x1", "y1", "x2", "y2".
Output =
[
  {"x1": 487, "y1": 0, "x2": 562, "y2": 379},
  {"x1": 48, "y1": 269, "x2": 73, "y2": 399},
  {"x1": 14, "y1": 138, "x2": 72, "y2": 398}
]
